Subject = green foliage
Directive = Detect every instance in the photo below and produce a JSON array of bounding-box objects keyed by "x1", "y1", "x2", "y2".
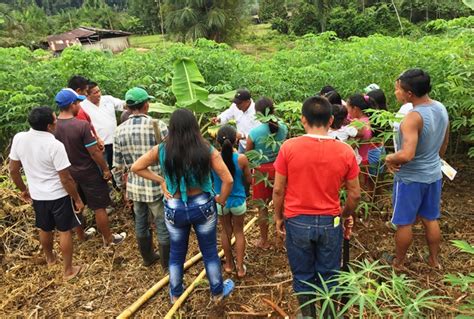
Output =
[
  {"x1": 289, "y1": 2, "x2": 319, "y2": 36},
  {"x1": 164, "y1": 0, "x2": 246, "y2": 43},
  {"x1": 443, "y1": 240, "x2": 474, "y2": 315},
  {"x1": 259, "y1": 0, "x2": 287, "y2": 22},
  {"x1": 270, "y1": 17, "x2": 289, "y2": 34},
  {"x1": 0, "y1": 30, "x2": 472, "y2": 155},
  {"x1": 128, "y1": 0, "x2": 163, "y2": 34},
  {"x1": 298, "y1": 260, "x2": 444, "y2": 317},
  {"x1": 424, "y1": 16, "x2": 474, "y2": 34}
]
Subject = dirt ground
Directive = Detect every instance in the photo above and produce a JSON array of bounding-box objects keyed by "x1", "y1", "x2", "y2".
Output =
[{"x1": 1, "y1": 158, "x2": 473, "y2": 318}]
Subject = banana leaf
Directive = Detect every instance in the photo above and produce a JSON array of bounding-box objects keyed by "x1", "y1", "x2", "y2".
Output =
[
  {"x1": 148, "y1": 102, "x2": 177, "y2": 114},
  {"x1": 462, "y1": 0, "x2": 474, "y2": 10},
  {"x1": 172, "y1": 58, "x2": 209, "y2": 104}
]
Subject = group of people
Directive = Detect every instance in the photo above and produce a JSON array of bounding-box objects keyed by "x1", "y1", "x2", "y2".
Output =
[{"x1": 9, "y1": 68, "x2": 449, "y2": 316}]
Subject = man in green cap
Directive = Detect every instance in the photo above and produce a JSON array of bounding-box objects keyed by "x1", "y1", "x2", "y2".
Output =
[{"x1": 113, "y1": 87, "x2": 170, "y2": 268}]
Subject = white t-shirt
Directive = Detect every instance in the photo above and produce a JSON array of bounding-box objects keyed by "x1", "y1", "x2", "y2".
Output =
[
  {"x1": 81, "y1": 96, "x2": 124, "y2": 145},
  {"x1": 9, "y1": 129, "x2": 71, "y2": 201},
  {"x1": 328, "y1": 125, "x2": 358, "y2": 142},
  {"x1": 393, "y1": 103, "x2": 413, "y2": 151},
  {"x1": 328, "y1": 126, "x2": 362, "y2": 164},
  {"x1": 218, "y1": 99, "x2": 261, "y2": 150}
]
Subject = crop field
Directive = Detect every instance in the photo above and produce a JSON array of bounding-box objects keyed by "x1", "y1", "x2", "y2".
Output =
[{"x1": 0, "y1": 23, "x2": 473, "y2": 318}]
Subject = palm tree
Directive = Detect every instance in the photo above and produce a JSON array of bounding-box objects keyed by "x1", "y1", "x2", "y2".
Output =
[{"x1": 165, "y1": 0, "x2": 243, "y2": 43}]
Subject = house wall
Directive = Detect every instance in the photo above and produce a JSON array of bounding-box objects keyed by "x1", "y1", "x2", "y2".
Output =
[{"x1": 82, "y1": 37, "x2": 130, "y2": 53}]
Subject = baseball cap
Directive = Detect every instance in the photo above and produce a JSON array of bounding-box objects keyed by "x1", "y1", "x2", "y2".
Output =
[
  {"x1": 232, "y1": 89, "x2": 251, "y2": 104},
  {"x1": 55, "y1": 88, "x2": 86, "y2": 108},
  {"x1": 125, "y1": 87, "x2": 154, "y2": 106},
  {"x1": 364, "y1": 83, "x2": 380, "y2": 93}
]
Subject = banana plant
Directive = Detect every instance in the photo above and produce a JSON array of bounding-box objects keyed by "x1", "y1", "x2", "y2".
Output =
[{"x1": 149, "y1": 57, "x2": 235, "y2": 115}]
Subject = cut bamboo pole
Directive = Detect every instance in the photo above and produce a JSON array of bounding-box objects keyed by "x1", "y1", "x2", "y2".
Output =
[
  {"x1": 164, "y1": 215, "x2": 258, "y2": 319},
  {"x1": 118, "y1": 216, "x2": 258, "y2": 319}
]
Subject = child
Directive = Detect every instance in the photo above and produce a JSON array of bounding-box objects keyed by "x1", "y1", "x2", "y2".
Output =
[
  {"x1": 329, "y1": 104, "x2": 357, "y2": 142},
  {"x1": 246, "y1": 97, "x2": 288, "y2": 250},
  {"x1": 346, "y1": 94, "x2": 377, "y2": 166},
  {"x1": 366, "y1": 88, "x2": 388, "y2": 176},
  {"x1": 213, "y1": 125, "x2": 252, "y2": 278}
]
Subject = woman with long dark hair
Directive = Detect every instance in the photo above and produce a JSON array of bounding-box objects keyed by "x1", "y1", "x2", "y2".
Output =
[
  {"x1": 213, "y1": 125, "x2": 252, "y2": 278},
  {"x1": 131, "y1": 109, "x2": 235, "y2": 302},
  {"x1": 246, "y1": 97, "x2": 288, "y2": 249}
]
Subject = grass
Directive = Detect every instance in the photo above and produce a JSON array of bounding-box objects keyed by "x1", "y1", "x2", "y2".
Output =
[
  {"x1": 129, "y1": 34, "x2": 166, "y2": 49},
  {"x1": 128, "y1": 24, "x2": 294, "y2": 57}
]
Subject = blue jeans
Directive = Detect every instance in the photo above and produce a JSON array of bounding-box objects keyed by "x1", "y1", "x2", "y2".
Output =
[
  {"x1": 133, "y1": 200, "x2": 170, "y2": 244},
  {"x1": 164, "y1": 193, "x2": 223, "y2": 297},
  {"x1": 285, "y1": 215, "x2": 342, "y2": 293}
]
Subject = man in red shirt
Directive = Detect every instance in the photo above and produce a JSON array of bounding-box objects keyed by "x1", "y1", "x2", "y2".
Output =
[{"x1": 273, "y1": 96, "x2": 361, "y2": 317}]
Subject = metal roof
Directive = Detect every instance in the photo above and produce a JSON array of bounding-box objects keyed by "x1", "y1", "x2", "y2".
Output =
[{"x1": 47, "y1": 26, "x2": 131, "y2": 51}]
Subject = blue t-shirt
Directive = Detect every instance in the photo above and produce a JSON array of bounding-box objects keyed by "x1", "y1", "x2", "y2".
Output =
[
  {"x1": 212, "y1": 152, "x2": 246, "y2": 208},
  {"x1": 249, "y1": 122, "x2": 288, "y2": 164},
  {"x1": 158, "y1": 143, "x2": 214, "y2": 202}
]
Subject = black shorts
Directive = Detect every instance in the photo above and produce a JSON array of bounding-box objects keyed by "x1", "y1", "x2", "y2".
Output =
[
  {"x1": 33, "y1": 195, "x2": 81, "y2": 232},
  {"x1": 77, "y1": 177, "x2": 111, "y2": 210}
]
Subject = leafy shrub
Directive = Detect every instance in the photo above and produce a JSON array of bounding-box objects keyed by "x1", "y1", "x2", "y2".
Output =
[
  {"x1": 0, "y1": 30, "x2": 472, "y2": 156},
  {"x1": 289, "y1": 2, "x2": 320, "y2": 36},
  {"x1": 259, "y1": 0, "x2": 287, "y2": 22},
  {"x1": 424, "y1": 16, "x2": 474, "y2": 34},
  {"x1": 271, "y1": 17, "x2": 289, "y2": 34}
]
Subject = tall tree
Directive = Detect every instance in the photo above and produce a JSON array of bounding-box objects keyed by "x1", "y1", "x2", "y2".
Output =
[
  {"x1": 165, "y1": 0, "x2": 246, "y2": 43},
  {"x1": 128, "y1": 0, "x2": 162, "y2": 34}
]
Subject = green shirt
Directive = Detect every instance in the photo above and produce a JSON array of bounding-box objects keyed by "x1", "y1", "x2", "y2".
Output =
[{"x1": 249, "y1": 122, "x2": 288, "y2": 164}]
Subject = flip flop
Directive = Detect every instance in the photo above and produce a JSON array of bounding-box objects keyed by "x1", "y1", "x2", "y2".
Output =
[
  {"x1": 64, "y1": 264, "x2": 86, "y2": 281},
  {"x1": 255, "y1": 240, "x2": 271, "y2": 250},
  {"x1": 381, "y1": 252, "x2": 405, "y2": 271},
  {"x1": 237, "y1": 264, "x2": 247, "y2": 279}
]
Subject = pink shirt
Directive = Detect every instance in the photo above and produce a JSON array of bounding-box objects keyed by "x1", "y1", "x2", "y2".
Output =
[{"x1": 354, "y1": 116, "x2": 372, "y2": 163}]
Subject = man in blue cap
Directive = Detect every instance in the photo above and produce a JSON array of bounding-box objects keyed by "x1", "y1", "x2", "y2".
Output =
[{"x1": 54, "y1": 88, "x2": 126, "y2": 246}]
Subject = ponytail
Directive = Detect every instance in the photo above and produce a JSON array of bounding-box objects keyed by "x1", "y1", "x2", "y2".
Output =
[
  {"x1": 217, "y1": 125, "x2": 237, "y2": 177},
  {"x1": 255, "y1": 97, "x2": 279, "y2": 134},
  {"x1": 347, "y1": 93, "x2": 377, "y2": 113}
]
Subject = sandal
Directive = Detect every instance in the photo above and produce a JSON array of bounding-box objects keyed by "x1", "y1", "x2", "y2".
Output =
[
  {"x1": 380, "y1": 252, "x2": 405, "y2": 270},
  {"x1": 212, "y1": 279, "x2": 235, "y2": 302}
]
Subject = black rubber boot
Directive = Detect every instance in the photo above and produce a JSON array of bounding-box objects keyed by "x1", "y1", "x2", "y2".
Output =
[
  {"x1": 159, "y1": 243, "x2": 170, "y2": 271},
  {"x1": 296, "y1": 295, "x2": 316, "y2": 318},
  {"x1": 137, "y1": 236, "x2": 160, "y2": 267}
]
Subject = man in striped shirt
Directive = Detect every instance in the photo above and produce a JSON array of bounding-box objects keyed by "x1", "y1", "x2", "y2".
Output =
[{"x1": 113, "y1": 87, "x2": 170, "y2": 269}]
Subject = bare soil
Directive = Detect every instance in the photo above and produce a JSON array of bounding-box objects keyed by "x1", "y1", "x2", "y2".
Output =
[{"x1": 1, "y1": 158, "x2": 473, "y2": 318}]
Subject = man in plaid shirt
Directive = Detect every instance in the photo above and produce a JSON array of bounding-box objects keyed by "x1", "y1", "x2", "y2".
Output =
[{"x1": 113, "y1": 87, "x2": 170, "y2": 269}]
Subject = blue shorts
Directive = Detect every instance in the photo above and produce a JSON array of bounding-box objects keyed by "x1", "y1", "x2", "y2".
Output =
[{"x1": 391, "y1": 179, "x2": 442, "y2": 226}]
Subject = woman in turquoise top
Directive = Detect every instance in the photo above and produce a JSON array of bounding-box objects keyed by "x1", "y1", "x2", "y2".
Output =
[
  {"x1": 246, "y1": 97, "x2": 288, "y2": 249},
  {"x1": 213, "y1": 125, "x2": 252, "y2": 278},
  {"x1": 132, "y1": 109, "x2": 235, "y2": 302}
]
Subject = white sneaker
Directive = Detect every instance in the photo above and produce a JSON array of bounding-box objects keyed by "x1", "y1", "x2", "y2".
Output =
[
  {"x1": 110, "y1": 232, "x2": 126, "y2": 246},
  {"x1": 84, "y1": 227, "x2": 96, "y2": 240}
]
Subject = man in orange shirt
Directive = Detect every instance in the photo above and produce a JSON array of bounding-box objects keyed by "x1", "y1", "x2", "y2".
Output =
[{"x1": 273, "y1": 96, "x2": 361, "y2": 317}]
